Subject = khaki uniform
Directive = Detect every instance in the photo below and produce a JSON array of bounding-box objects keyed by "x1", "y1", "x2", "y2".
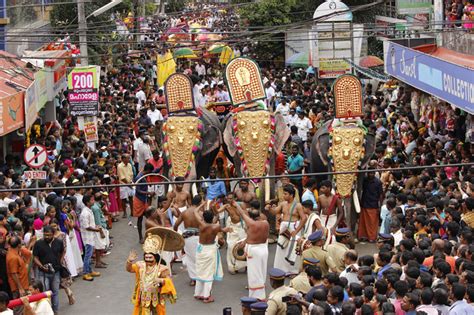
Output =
[
  {"x1": 301, "y1": 246, "x2": 336, "y2": 276},
  {"x1": 266, "y1": 285, "x2": 298, "y2": 315},
  {"x1": 289, "y1": 271, "x2": 311, "y2": 294},
  {"x1": 326, "y1": 242, "x2": 349, "y2": 273}
]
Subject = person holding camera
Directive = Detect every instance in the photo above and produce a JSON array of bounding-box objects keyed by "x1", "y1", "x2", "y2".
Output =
[{"x1": 32, "y1": 225, "x2": 64, "y2": 314}]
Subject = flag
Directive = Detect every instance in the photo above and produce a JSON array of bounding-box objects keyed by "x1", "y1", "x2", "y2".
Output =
[
  {"x1": 157, "y1": 50, "x2": 176, "y2": 87},
  {"x1": 218, "y1": 46, "x2": 234, "y2": 65}
]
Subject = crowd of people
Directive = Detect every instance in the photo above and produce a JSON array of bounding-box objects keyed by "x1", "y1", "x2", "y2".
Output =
[{"x1": 0, "y1": 2, "x2": 473, "y2": 315}]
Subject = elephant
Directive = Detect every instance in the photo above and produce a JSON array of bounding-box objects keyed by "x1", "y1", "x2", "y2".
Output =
[
  {"x1": 221, "y1": 109, "x2": 290, "y2": 198},
  {"x1": 162, "y1": 107, "x2": 223, "y2": 183},
  {"x1": 310, "y1": 120, "x2": 376, "y2": 232}
]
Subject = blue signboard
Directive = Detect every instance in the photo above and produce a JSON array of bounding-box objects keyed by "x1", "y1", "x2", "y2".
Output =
[{"x1": 385, "y1": 41, "x2": 474, "y2": 114}]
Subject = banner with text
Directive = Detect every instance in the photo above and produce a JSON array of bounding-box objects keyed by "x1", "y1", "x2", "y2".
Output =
[
  {"x1": 68, "y1": 66, "x2": 100, "y2": 116},
  {"x1": 385, "y1": 41, "x2": 474, "y2": 114}
]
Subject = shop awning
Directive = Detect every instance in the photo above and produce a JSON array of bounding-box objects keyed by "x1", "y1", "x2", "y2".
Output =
[
  {"x1": 0, "y1": 50, "x2": 34, "y2": 136},
  {"x1": 385, "y1": 41, "x2": 474, "y2": 114}
]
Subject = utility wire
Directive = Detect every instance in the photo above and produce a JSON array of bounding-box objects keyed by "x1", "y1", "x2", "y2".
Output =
[{"x1": 2, "y1": 163, "x2": 473, "y2": 193}]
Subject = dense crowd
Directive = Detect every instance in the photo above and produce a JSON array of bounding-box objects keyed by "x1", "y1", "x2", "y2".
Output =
[{"x1": 0, "y1": 3, "x2": 473, "y2": 315}]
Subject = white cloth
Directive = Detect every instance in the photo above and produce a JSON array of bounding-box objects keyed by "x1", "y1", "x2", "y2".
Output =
[
  {"x1": 246, "y1": 242, "x2": 268, "y2": 299},
  {"x1": 31, "y1": 298, "x2": 54, "y2": 315},
  {"x1": 320, "y1": 213, "x2": 337, "y2": 249},
  {"x1": 183, "y1": 234, "x2": 199, "y2": 280},
  {"x1": 194, "y1": 243, "x2": 223, "y2": 298},
  {"x1": 119, "y1": 186, "x2": 134, "y2": 200},
  {"x1": 274, "y1": 221, "x2": 300, "y2": 274},
  {"x1": 294, "y1": 117, "x2": 312, "y2": 141},
  {"x1": 93, "y1": 228, "x2": 109, "y2": 250},
  {"x1": 63, "y1": 233, "x2": 79, "y2": 277},
  {"x1": 69, "y1": 230, "x2": 83, "y2": 274},
  {"x1": 226, "y1": 217, "x2": 247, "y2": 272},
  {"x1": 302, "y1": 213, "x2": 321, "y2": 239},
  {"x1": 174, "y1": 206, "x2": 187, "y2": 261}
]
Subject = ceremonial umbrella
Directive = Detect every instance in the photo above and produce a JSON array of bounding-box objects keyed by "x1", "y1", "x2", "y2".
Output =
[
  {"x1": 173, "y1": 47, "x2": 197, "y2": 59},
  {"x1": 208, "y1": 44, "x2": 227, "y2": 54},
  {"x1": 359, "y1": 55, "x2": 384, "y2": 68},
  {"x1": 286, "y1": 52, "x2": 310, "y2": 67},
  {"x1": 146, "y1": 227, "x2": 184, "y2": 252}
]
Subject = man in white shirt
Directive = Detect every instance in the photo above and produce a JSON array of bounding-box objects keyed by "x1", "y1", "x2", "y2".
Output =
[
  {"x1": 275, "y1": 98, "x2": 290, "y2": 124},
  {"x1": 147, "y1": 103, "x2": 163, "y2": 125},
  {"x1": 265, "y1": 81, "x2": 276, "y2": 108},
  {"x1": 339, "y1": 250, "x2": 360, "y2": 285},
  {"x1": 294, "y1": 110, "x2": 312, "y2": 142},
  {"x1": 287, "y1": 108, "x2": 297, "y2": 127},
  {"x1": 390, "y1": 219, "x2": 403, "y2": 247},
  {"x1": 137, "y1": 137, "x2": 153, "y2": 172},
  {"x1": 195, "y1": 61, "x2": 206, "y2": 77},
  {"x1": 0, "y1": 189, "x2": 14, "y2": 208},
  {"x1": 136, "y1": 87, "x2": 146, "y2": 107}
]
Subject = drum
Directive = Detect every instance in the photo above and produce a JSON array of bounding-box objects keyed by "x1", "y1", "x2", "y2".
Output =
[
  {"x1": 232, "y1": 239, "x2": 247, "y2": 261},
  {"x1": 280, "y1": 229, "x2": 292, "y2": 240}
]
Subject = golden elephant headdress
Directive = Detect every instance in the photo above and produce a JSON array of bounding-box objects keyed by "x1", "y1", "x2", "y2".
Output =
[
  {"x1": 163, "y1": 74, "x2": 202, "y2": 178},
  {"x1": 329, "y1": 75, "x2": 366, "y2": 197},
  {"x1": 225, "y1": 58, "x2": 275, "y2": 177}
]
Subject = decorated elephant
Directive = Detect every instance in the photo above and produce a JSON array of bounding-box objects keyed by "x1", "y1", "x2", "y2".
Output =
[
  {"x1": 161, "y1": 74, "x2": 223, "y2": 183},
  {"x1": 310, "y1": 75, "x2": 376, "y2": 232},
  {"x1": 220, "y1": 57, "x2": 290, "y2": 199}
]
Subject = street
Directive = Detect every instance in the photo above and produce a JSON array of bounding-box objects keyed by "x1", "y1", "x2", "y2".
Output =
[{"x1": 59, "y1": 219, "x2": 375, "y2": 315}]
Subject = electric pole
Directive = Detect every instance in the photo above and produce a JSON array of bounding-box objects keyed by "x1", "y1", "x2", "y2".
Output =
[{"x1": 78, "y1": 0, "x2": 88, "y2": 66}]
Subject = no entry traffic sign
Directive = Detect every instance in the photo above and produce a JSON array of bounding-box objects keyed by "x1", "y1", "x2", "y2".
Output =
[{"x1": 24, "y1": 144, "x2": 47, "y2": 169}]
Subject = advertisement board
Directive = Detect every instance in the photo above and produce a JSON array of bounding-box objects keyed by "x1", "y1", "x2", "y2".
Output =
[
  {"x1": 397, "y1": 0, "x2": 432, "y2": 15},
  {"x1": 24, "y1": 82, "x2": 38, "y2": 132},
  {"x1": 318, "y1": 59, "x2": 352, "y2": 79},
  {"x1": 68, "y1": 66, "x2": 100, "y2": 116},
  {"x1": 0, "y1": 92, "x2": 25, "y2": 136},
  {"x1": 385, "y1": 41, "x2": 474, "y2": 114},
  {"x1": 35, "y1": 70, "x2": 48, "y2": 111}
]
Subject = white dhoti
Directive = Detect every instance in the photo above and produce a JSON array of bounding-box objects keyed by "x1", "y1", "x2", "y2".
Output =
[
  {"x1": 161, "y1": 251, "x2": 174, "y2": 275},
  {"x1": 274, "y1": 221, "x2": 300, "y2": 274},
  {"x1": 246, "y1": 242, "x2": 268, "y2": 299},
  {"x1": 183, "y1": 232, "x2": 199, "y2": 280},
  {"x1": 320, "y1": 213, "x2": 337, "y2": 249},
  {"x1": 194, "y1": 243, "x2": 223, "y2": 298},
  {"x1": 174, "y1": 206, "x2": 187, "y2": 260},
  {"x1": 63, "y1": 234, "x2": 78, "y2": 278},
  {"x1": 93, "y1": 228, "x2": 109, "y2": 250},
  {"x1": 226, "y1": 217, "x2": 247, "y2": 273}
]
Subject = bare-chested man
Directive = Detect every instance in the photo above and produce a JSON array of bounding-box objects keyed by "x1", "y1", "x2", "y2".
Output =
[
  {"x1": 167, "y1": 176, "x2": 191, "y2": 228},
  {"x1": 267, "y1": 184, "x2": 307, "y2": 273},
  {"x1": 217, "y1": 192, "x2": 247, "y2": 274},
  {"x1": 173, "y1": 195, "x2": 204, "y2": 286},
  {"x1": 193, "y1": 208, "x2": 232, "y2": 303},
  {"x1": 232, "y1": 200, "x2": 269, "y2": 299},
  {"x1": 317, "y1": 180, "x2": 343, "y2": 248},
  {"x1": 234, "y1": 179, "x2": 257, "y2": 210}
]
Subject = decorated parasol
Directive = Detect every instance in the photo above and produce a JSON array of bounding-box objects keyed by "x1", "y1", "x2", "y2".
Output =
[
  {"x1": 145, "y1": 227, "x2": 184, "y2": 252},
  {"x1": 173, "y1": 47, "x2": 198, "y2": 59},
  {"x1": 208, "y1": 43, "x2": 227, "y2": 54},
  {"x1": 359, "y1": 55, "x2": 384, "y2": 68}
]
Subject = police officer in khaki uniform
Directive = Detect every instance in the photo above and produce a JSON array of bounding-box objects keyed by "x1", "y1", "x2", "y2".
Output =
[
  {"x1": 289, "y1": 257, "x2": 320, "y2": 294},
  {"x1": 326, "y1": 227, "x2": 353, "y2": 272},
  {"x1": 301, "y1": 230, "x2": 337, "y2": 276},
  {"x1": 266, "y1": 268, "x2": 298, "y2": 315}
]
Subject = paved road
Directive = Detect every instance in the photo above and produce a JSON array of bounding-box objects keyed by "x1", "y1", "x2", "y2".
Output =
[{"x1": 58, "y1": 219, "x2": 375, "y2": 315}]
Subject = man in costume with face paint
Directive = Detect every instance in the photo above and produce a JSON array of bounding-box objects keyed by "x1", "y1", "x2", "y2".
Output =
[{"x1": 126, "y1": 234, "x2": 177, "y2": 315}]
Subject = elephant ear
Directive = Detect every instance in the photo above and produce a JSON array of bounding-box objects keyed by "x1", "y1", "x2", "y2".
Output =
[
  {"x1": 223, "y1": 116, "x2": 237, "y2": 157},
  {"x1": 313, "y1": 120, "x2": 332, "y2": 167},
  {"x1": 273, "y1": 113, "x2": 290, "y2": 154},
  {"x1": 200, "y1": 108, "x2": 222, "y2": 156},
  {"x1": 361, "y1": 132, "x2": 376, "y2": 169}
]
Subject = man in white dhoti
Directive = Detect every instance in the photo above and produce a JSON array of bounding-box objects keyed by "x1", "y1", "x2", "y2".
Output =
[
  {"x1": 173, "y1": 196, "x2": 205, "y2": 286},
  {"x1": 233, "y1": 201, "x2": 269, "y2": 299},
  {"x1": 193, "y1": 207, "x2": 232, "y2": 303},
  {"x1": 317, "y1": 180, "x2": 343, "y2": 249},
  {"x1": 216, "y1": 194, "x2": 248, "y2": 273},
  {"x1": 266, "y1": 185, "x2": 307, "y2": 274}
]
